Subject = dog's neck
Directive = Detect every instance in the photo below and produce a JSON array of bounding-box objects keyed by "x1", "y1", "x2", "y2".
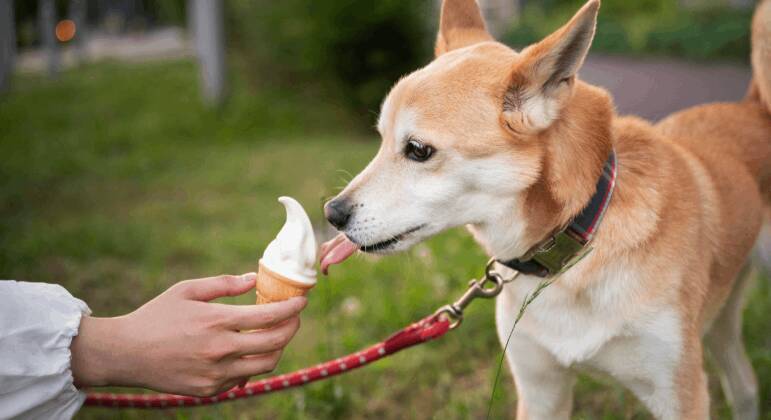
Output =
[
  {"x1": 471, "y1": 118, "x2": 670, "y2": 276},
  {"x1": 501, "y1": 150, "x2": 617, "y2": 276},
  {"x1": 467, "y1": 152, "x2": 615, "y2": 263},
  {"x1": 466, "y1": 199, "x2": 534, "y2": 260}
]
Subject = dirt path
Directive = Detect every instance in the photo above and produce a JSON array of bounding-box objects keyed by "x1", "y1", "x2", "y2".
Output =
[
  {"x1": 580, "y1": 54, "x2": 752, "y2": 121},
  {"x1": 16, "y1": 27, "x2": 192, "y2": 74}
]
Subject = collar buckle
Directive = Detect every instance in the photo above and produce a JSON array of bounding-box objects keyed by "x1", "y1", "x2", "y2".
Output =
[{"x1": 531, "y1": 229, "x2": 591, "y2": 276}]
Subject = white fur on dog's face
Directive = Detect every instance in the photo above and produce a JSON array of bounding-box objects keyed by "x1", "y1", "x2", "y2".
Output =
[{"x1": 333, "y1": 46, "x2": 543, "y2": 256}]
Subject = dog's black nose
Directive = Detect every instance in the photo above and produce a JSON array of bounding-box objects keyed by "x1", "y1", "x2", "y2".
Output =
[{"x1": 324, "y1": 198, "x2": 353, "y2": 230}]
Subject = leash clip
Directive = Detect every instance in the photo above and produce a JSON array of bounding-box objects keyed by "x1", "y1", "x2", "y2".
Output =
[{"x1": 434, "y1": 259, "x2": 519, "y2": 329}]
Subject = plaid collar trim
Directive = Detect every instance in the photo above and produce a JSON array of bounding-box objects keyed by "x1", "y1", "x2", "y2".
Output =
[{"x1": 498, "y1": 150, "x2": 618, "y2": 277}]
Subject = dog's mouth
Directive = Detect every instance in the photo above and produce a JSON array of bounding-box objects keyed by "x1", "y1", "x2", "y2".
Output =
[
  {"x1": 319, "y1": 225, "x2": 425, "y2": 274},
  {"x1": 360, "y1": 225, "x2": 424, "y2": 252}
]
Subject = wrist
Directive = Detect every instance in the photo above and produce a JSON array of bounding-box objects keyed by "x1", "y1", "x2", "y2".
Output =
[{"x1": 71, "y1": 315, "x2": 131, "y2": 388}]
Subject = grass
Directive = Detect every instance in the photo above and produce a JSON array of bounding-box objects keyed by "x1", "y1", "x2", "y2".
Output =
[{"x1": 0, "y1": 59, "x2": 768, "y2": 419}]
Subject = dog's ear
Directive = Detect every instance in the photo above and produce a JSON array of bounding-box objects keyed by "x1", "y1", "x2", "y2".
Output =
[
  {"x1": 435, "y1": 0, "x2": 493, "y2": 57},
  {"x1": 502, "y1": 0, "x2": 599, "y2": 134}
]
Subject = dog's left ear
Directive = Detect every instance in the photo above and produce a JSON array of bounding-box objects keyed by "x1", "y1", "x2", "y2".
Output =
[
  {"x1": 502, "y1": 0, "x2": 599, "y2": 134},
  {"x1": 435, "y1": 0, "x2": 494, "y2": 57}
]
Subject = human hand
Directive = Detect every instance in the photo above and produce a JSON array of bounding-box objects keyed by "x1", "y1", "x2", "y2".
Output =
[{"x1": 70, "y1": 273, "x2": 307, "y2": 396}]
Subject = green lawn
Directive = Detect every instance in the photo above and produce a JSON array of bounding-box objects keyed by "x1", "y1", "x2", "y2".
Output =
[{"x1": 1, "y1": 60, "x2": 768, "y2": 419}]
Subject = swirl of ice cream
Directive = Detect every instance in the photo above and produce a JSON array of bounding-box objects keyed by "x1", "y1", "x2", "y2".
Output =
[{"x1": 259, "y1": 197, "x2": 317, "y2": 285}]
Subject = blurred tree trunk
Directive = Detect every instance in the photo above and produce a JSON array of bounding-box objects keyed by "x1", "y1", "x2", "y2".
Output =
[
  {"x1": 726, "y1": 0, "x2": 753, "y2": 8},
  {"x1": 479, "y1": 0, "x2": 521, "y2": 37},
  {"x1": 186, "y1": 0, "x2": 195, "y2": 42},
  {"x1": 69, "y1": 0, "x2": 88, "y2": 64},
  {"x1": 39, "y1": 0, "x2": 59, "y2": 78},
  {"x1": 0, "y1": 0, "x2": 15, "y2": 93},
  {"x1": 191, "y1": 0, "x2": 226, "y2": 106},
  {"x1": 432, "y1": 0, "x2": 521, "y2": 37},
  {"x1": 680, "y1": 0, "x2": 754, "y2": 9}
]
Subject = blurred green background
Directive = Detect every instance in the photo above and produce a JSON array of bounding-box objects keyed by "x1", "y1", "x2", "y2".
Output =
[
  {"x1": 503, "y1": 0, "x2": 755, "y2": 60},
  {"x1": 1, "y1": 0, "x2": 768, "y2": 419}
]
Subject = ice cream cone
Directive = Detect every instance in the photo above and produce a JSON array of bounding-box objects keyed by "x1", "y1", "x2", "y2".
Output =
[{"x1": 256, "y1": 261, "x2": 314, "y2": 304}]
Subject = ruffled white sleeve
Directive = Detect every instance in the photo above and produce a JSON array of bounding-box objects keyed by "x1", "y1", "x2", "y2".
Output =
[{"x1": 0, "y1": 281, "x2": 91, "y2": 420}]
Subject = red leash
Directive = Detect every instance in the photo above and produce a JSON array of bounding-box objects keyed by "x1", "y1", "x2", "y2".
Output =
[{"x1": 84, "y1": 314, "x2": 450, "y2": 408}]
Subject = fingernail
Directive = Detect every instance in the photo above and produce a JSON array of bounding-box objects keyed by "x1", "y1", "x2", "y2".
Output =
[{"x1": 240, "y1": 272, "x2": 257, "y2": 282}]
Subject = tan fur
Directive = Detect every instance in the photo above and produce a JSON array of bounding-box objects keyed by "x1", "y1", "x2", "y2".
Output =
[{"x1": 331, "y1": 1, "x2": 770, "y2": 417}]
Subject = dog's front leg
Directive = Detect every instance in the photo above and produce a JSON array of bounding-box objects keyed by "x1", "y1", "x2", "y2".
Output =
[
  {"x1": 495, "y1": 294, "x2": 575, "y2": 420},
  {"x1": 671, "y1": 333, "x2": 710, "y2": 420}
]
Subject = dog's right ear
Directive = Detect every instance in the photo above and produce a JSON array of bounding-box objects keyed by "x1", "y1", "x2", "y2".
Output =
[
  {"x1": 435, "y1": 0, "x2": 493, "y2": 57},
  {"x1": 501, "y1": 0, "x2": 599, "y2": 134}
]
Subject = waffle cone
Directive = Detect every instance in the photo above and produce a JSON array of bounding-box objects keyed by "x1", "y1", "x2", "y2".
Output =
[{"x1": 256, "y1": 262, "x2": 315, "y2": 304}]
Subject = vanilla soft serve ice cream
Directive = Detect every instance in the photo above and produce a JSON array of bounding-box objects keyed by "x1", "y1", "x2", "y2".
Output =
[
  {"x1": 260, "y1": 196, "x2": 317, "y2": 284},
  {"x1": 255, "y1": 197, "x2": 317, "y2": 304}
]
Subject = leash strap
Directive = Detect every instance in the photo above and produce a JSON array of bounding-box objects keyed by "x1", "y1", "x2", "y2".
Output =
[
  {"x1": 84, "y1": 315, "x2": 450, "y2": 409},
  {"x1": 499, "y1": 150, "x2": 617, "y2": 277}
]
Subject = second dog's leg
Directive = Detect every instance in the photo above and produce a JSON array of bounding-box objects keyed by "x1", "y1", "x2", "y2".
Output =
[
  {"x1": 496, "y1": 297, "x2": 575, "y2": 420},
  {"x1": 705, "y1": 264, "x2": 759, "y2": 420}
]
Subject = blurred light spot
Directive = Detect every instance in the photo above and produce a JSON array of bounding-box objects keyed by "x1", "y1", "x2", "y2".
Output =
[
  {"x1": 56, "y1": 20, "x2": 76, "y2": 42},
  {"x1": 340, "y1": 296, "x2": 362, "y2": 317}
]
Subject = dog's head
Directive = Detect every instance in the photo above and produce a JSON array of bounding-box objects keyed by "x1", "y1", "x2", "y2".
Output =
[{"x1": 324, "y1": 0, "x2": 613, "y2": 261}]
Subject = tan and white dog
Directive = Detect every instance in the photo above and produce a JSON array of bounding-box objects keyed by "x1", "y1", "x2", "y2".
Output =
[{"x1": 320, "y1": 0, "x2": 771, "y2": 418}]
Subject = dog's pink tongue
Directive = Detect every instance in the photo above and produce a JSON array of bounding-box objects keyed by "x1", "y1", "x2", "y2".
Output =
[{"x1": 320, "y1": 233, "x2": 359, "y2": 275}]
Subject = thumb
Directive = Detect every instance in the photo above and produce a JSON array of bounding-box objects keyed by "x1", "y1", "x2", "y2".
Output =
[{"x1": 177, "y1": 273, "x2": 257, "y2": 301}]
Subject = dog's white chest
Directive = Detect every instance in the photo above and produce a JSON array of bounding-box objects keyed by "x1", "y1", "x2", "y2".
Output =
[
  {"x1": 495, "y1": 263, "x2": 684, "y2": 418},
  {"x1": 498, "y1": 278, "x2": 623, "y2": 365},
  {"x1": 495, "y1": 265, "x2": 682, "y2": 370}
]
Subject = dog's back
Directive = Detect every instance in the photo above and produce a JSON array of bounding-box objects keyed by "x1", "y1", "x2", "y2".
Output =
[{"x1": 658, "y1": 0, "x2": 770, "y2": 192}]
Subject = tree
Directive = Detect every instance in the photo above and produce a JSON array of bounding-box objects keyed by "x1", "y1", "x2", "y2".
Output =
[
  {"x1": 39, "y1": 0, "x2": 60, "y2": 78},
  {"x1": 190, "y1": 0, "x2": 226, "y2": 106},
  {"x1": 69, "y1": 0, "x2": 88, "y2": 64},
  {"x1": 0, "y1": 0, "x2": 15, "y2": 93}
]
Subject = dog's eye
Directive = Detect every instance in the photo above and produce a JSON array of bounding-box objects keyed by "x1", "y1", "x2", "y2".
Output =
[{"x1": 404, "y1": 139, "x2": 435, "y2": 162}]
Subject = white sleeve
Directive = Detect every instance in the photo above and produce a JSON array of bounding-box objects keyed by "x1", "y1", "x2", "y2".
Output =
[{"x1": 0, "y1": 281, "x2": 91, "y2": 420}]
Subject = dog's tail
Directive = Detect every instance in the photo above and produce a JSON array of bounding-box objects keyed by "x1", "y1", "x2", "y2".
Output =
[
  {"x1": 747, "y1": 0, "x2": 771, "y2": 114},
  {"x1": 746, "y1": 0, "x2": 771, "y2": 270}
]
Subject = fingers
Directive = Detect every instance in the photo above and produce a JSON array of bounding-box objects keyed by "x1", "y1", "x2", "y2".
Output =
[
  {"x1": 214, "y1": 377, "x2": 251, "y2": 396},
  {"x1": 214, "y1": 296, "x2": 307, "y2": 330},
  {"x1": 226, "y1": 351, "x2": 283, "y2": 379},
  {"x1": 175, "y1": 273, "x2": 257, "y2": 301},
  {"x1": 230, "y1": 317, "x2": 301, "y2": 356}
]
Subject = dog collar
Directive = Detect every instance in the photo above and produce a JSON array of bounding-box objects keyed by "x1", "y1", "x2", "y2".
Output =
[{"x1": 498, "y1": 150, "x2": 617, "y2": 277}]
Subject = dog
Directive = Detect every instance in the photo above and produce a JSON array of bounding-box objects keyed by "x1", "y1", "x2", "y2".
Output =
[{"x1": 319, "y1": 0, "x2": 771, "y2": 418}]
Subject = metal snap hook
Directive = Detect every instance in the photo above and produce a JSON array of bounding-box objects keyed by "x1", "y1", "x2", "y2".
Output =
[{"x1": 433, "y1": 259, "x2": 522, "y2": 330}]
